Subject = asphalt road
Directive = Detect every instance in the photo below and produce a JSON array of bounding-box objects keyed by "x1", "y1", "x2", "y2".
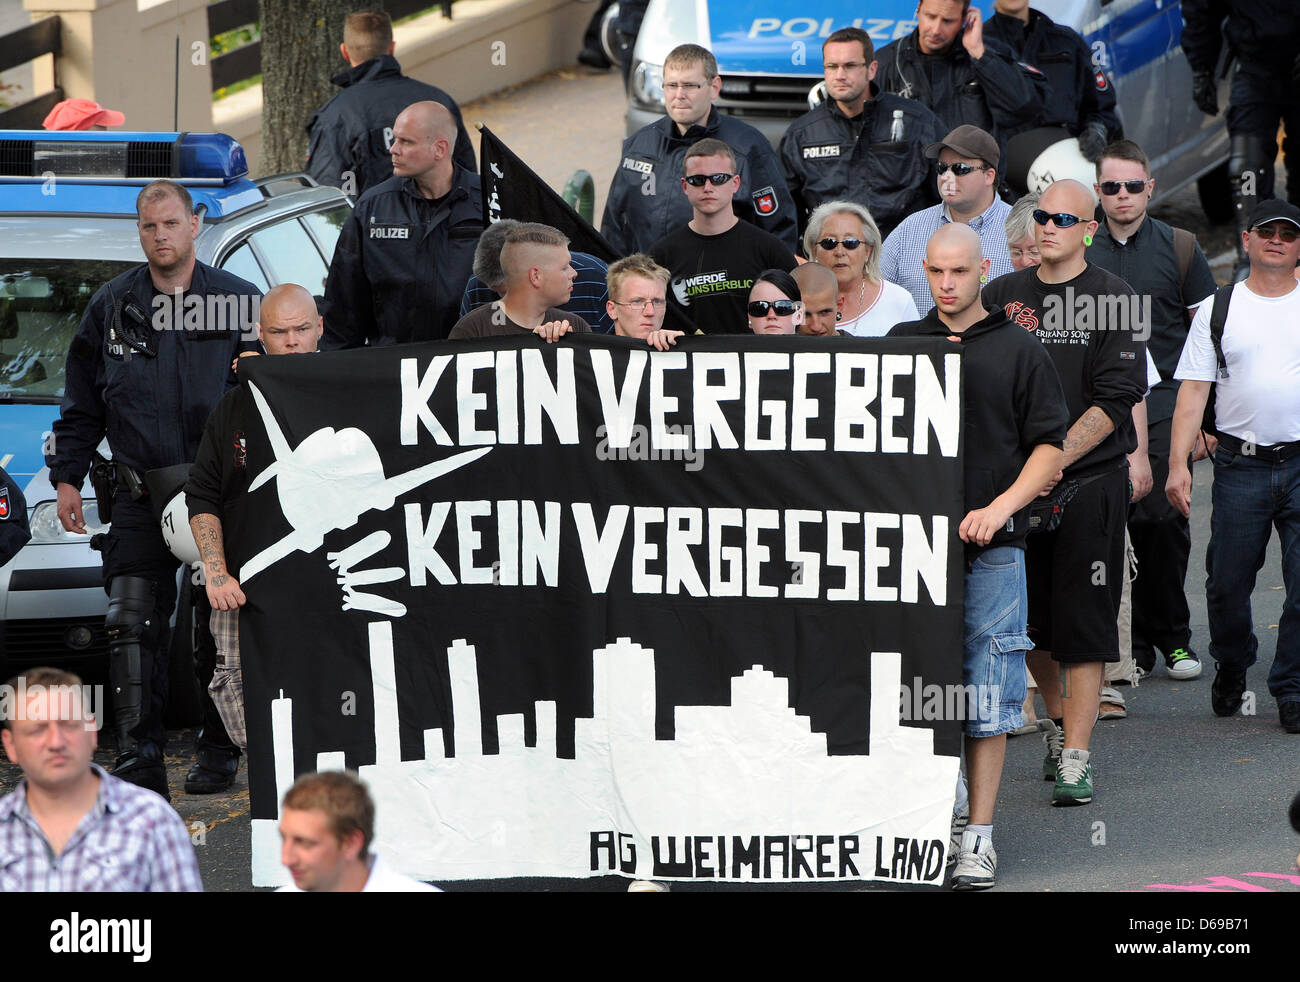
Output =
[{"x1": 2, "y1": 67, "x2": 1295, "y2": 896}]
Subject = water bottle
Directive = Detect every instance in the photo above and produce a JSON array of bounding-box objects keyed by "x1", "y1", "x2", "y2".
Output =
[{"x1": 889, "y1": 110, "x2": 905, "y2": 142}]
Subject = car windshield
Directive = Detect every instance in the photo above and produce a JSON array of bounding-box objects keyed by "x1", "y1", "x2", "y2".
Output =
[{"x1": 0, "y1": 260, "x2": 135, "y2": 403}]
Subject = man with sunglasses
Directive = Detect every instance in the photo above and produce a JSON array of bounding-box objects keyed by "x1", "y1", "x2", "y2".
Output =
[
  {"x1": 881, "y1": 125, "x2": 1015, "y2": 315},
  {"x1": 600, "y1": 44, "x2": 797, "y2": 257},
  {"x1": 649, "y1": 139, "x2": 797, "y2": 335},
  {"x1": 1086, "y1": 140, "x2": 1218, "y2": 686},
  {"x1": 1167, "y1": 200, "x2": 1300, "y2": 734},
  {"x1": 981, "y1": 179, "x2": 1148, "y2": 806},
  {"x1": 780, "y1": 27, "x2": 942, "y2": 240}
]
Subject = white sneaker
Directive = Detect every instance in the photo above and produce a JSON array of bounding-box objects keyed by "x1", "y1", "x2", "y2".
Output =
[
  {"x1": 947, "y1": 811, "x2": 970, "y2": 868},
  {"x1": 950, "y1": 830, "x2": 996, "y2": 890}
]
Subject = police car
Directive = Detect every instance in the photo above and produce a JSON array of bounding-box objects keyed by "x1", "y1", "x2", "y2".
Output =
[
  {"x1": 0, "y1": 130, "x2": 350, "y2": 719},
  {"x1": 624, "y1": 0, "x2": 1232, "y2": 220}
]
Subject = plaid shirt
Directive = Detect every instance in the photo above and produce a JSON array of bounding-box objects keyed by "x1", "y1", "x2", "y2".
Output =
[
  {"x1": 0, "y1": 763, "x2": 203, "y2": 891},
  {"x1": 880, "y1": 197, "x2": 1016, "y2": 315}
]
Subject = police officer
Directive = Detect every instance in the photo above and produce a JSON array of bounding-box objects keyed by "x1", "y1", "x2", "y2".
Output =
[
  {"x1": 323, "y1": 101, "x2": 483, "y2": 348},
  {"x1": 600, "y1": 43, "x2": 798, "y2": 256},
  {"x1": 306, "y1": 9, "x2": 474, "y2": 197},
  {"x1": 780, "y1": 27, "x2": 943, "y2": 239},
  {"x1": 983, "y1": 0, "x2": 1121, "y2": 161},
  {"x1": 1182, "y1": 1, "x2": 1300, "y2": 278},
  {"x1": 875, "y1": 0, "x2": 1045, "y2": 155},
  {"x1": 48, "y1": 179, "x2": 260, "y2": 800},
  {"x1": 0, "y1": 465, "x2": 30, "y2": 569}
]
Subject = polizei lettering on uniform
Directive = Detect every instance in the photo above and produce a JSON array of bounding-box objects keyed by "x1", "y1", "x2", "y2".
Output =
[
  {"x1": 802, "y1": 144, "x2": 842, "y2": 159},
  {"x1": 369, "y1": 224, "x2": 411, "y2": 239},
  {"x1": 621, "y1": 157, "x2": 653, "y2": 175}
]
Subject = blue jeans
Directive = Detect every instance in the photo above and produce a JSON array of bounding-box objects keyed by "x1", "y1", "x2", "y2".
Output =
[
  {"x1": 1205, "y1": 445, "x2": 1300, "y2": 704},
  {"x1": 963, "y1": 546, "x2": 1032, "y2": 737}
]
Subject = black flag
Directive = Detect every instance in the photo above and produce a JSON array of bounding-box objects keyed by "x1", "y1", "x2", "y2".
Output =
[{"x1": 478, "y1": 124, "x2": 618, "y2": 262}]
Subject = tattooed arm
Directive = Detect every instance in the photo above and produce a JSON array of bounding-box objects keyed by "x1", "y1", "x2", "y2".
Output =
[
  {"x1": 1060, "y1": 405, "x2": 1115, "y2": 471},
  {"x1": 189, "y1": 513, "x2": 246, "y2": 611}
]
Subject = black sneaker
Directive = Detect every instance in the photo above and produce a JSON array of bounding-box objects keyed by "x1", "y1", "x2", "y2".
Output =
[
  {"x1": 1210, "y1": 664, "x2": 1247, "y2": 717},
  {"x1": 1280, "y1": 702, "x2": 1300, "y2": 734}
]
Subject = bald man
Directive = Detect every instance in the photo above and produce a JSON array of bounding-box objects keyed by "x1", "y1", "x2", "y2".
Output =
[
  {"x1": 184, "y1": 284, "x2": 325, "y2": 762},
  {"x1": 890, "y1": 224, "x2": 1067, "y2": 888},
  {"x1": 323, "y1": 100, "x2": 483, "y2": 348},
  {"x1": 793, "y1": 262, "x2": 842, "y2": 336},
  {"x1": 981, "y1": 179, "x2": 1148, "y2": 808}
]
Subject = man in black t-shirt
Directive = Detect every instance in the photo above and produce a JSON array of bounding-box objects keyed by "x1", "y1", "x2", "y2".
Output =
[
  {"x1": 650, "y1": 139, "x2": 797, "y2": 335},
  {"x1": 185, "y1": 284, "x2": 325, "y2": 755},
  {"x1": 981, "y1": 179, "x2": 1146, "y2": 809}
]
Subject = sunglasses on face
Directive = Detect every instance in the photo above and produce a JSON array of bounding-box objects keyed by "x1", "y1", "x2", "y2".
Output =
[
  {"x1": 748, "y1": 299, "x2": 800, "y2": 317},
  {"x1": 1032, "y1": 209, "x2": 1087, "y2": 228},
  {"x1": 935, "y1": 162, "x2": 984, "y2": 176},
  {"x1": 1097, "y1": 179, "x2": 1149, "y2": 196},
  {"x1": 683, "y1": 172, "x2": 734, "y2": 187},
  {"x1": 1252, "y1": 223, "x2": 1300, "y2": 242},
  {"x1": 816, "y1": 236, "x2": 864, "y2": 251}
]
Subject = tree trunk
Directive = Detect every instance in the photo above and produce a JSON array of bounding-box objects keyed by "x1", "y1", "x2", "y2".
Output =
[{"x1": 259, "y1": 0, "x2": 353, "y2": 176}]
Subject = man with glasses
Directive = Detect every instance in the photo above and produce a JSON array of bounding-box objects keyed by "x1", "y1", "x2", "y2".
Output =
[
  {"x1": 1167, "y1": 200, "x2": 1300, "y2": 734},
  {"x1": 649, "y1": 139, "x2": 797, "y2": 335},
  {"x1": 981, "y1": 179, "x2": 1148, "y2": 806},
  {"x1": 780, "y1": 27, "x2": 942, "y2": 239},
  {"x1": 605, "y1": 253, "x2": 679, "y2": 347},
  {"x1": 600, "y1": 44, "x2": 797, "y2": 256},
  {"x1": 881, "y1": 125, "x2": 1015, "y2": 314},
  {"x1": 1087, "y1": 140, "x2": 1218, "y2": 685}
]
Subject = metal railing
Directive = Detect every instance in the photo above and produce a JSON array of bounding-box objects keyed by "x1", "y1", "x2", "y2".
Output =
[{"x1": 0, "y1": 17, "x2": 62, "y2": 129}]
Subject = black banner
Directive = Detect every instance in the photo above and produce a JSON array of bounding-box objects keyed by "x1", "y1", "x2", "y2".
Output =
[{"x1": 237, "y1": 334, "x2": 965, "y2": 883}]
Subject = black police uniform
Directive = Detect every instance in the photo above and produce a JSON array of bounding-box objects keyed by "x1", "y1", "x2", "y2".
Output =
[
  {"x1": 322, "y1": 165, "x2": 484, "y2": 348},
  {"x1": 779, "y1": 83, "x2": 943, "y2": 238},
  {"x1": 306, "y1": 55, "x2": 476, "y2": 198},
  {"x1": 600, "y1": 107, "x2": 799, "y2": 256},
  {"x1": 47, "y1": 261, "x2": 259, "y2": 796},
  {"x1": 874, "y1": 30, "x2": 1046, "y2": 153},
  {"x1": 983, "y1": 8, "x2": 1121, "y2": 158},
  {"x1": 0, "y1": 466, "x2": 30, "y2": 569},
  {"x1": 1182, "y1": 1, "x2": 1300, "y2": 269}
]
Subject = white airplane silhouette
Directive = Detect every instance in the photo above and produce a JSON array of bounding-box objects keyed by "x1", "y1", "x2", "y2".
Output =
[{"x1": 239, "y1": 381, "x2": 491, "y2": 582}]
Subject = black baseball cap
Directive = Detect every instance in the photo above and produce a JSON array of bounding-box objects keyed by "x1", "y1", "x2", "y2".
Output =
[{"x1": 1248, "y1": 198, "x2": 1300, "y2": 229}]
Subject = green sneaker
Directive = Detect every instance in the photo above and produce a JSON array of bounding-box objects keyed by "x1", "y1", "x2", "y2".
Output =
[
  {"x1": 1166, "y1": 648, "x2": 1203, "y2": 680},
  {"x1": 1039, "y1": 718, "x2": 1063, "y2": 780},
  {"x1": 1052, "y1": 749, "x2": 1093, "y2": 806}
]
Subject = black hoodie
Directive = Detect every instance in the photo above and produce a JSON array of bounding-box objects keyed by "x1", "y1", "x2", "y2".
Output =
[{"x1": 890, "y1": 305, "x2": 1068, "y2": 556}]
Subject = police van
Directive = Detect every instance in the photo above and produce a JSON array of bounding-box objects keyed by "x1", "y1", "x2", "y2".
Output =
[
  {"x1": 624, "y1": 0, "x2": 1232, "y2": 220},
  {"x1": 0, "y1": 131, "x2": 350, "y2": 720}
]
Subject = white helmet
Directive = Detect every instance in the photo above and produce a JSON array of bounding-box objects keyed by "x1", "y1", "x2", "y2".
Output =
[
  {"x1": 160, "y1": 490, "x2": 201, "y2": 566},
  {"x1": 1025, "y1": 137, "x2": 1098, "y2": 203}
]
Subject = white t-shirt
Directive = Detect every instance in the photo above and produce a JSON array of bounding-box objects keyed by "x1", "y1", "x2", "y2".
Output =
[
  {"x1": 276, "y1": 853, "x2": 442, "y2": 892},
  {"x1": 839, "y1": 279, "x2": 919, "y2": 337},
  {"x1": 1174, "y1": 281, "x2": 1300, "y2": 445}
]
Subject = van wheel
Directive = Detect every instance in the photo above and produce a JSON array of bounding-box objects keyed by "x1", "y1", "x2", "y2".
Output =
[
  {"x1": 1198, "y1": 163, "x2": 1234, "y2": 224},
  {"x1": 164, "y1": 576, "x2": 203, "y2": 727}
]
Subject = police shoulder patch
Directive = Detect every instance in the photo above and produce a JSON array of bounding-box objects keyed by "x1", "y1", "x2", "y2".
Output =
[
  {"x1": 752, "y1": 186, "x2": 778, "y2": 216},
  {"x1": 0, "y1": 486, "x2": 9, "y2": 519},
  {"x1": 1094, "y1": 69, "x2": 1109, "y2": 90}
]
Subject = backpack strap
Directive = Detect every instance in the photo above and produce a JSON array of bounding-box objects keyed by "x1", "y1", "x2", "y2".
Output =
[
  {"x1": 1208, "y1": 282, "x2": 1233, "y2": 379},
  {"x1": 1172, "y1": 227, "x2": 1196, "y2": 295}
]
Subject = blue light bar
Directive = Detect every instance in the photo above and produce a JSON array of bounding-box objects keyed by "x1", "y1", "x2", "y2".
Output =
[{"x1": 0, "y1": 131, "x2": 248, "y2": 184}]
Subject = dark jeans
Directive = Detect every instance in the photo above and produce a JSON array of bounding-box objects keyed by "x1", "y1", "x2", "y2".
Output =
[
  {"x1": 1129, "y1": 417, "x2": 1193, "y2": 667},
  {"x1": 1205, "y1": 444, "x2": 1300, "y2": 704}
]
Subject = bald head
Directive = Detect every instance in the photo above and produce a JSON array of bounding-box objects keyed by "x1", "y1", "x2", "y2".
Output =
[
  {"x1": 390, "y1": 102, "x2": 457, "y2": 187},
  {"x1": 926, "y1": 222, "x2": 983, "y2": 266},
  {"x1": 923, "y1": 222, "x2": 989, "y2": 324},
  {"x1": 1035, "y1": 179, "x2": 1099, "y2": 267},
  {"x1": 258, "y1": 283, "x2": 321, "y2": 354},
  {"x1": 398, "y1": 101, "x2": 457, "y2": 146},
  {"x1": 793, "y1": 262, "x2": 840, "y2": 336}
]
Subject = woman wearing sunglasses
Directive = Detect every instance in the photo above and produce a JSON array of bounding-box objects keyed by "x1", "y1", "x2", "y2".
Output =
[
  {"x1": 746, "y1": 269, "x2": 804, "y2": 335},
  {"x1": 803, "y1": 201, "x2": 918, "y2": 337}
]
